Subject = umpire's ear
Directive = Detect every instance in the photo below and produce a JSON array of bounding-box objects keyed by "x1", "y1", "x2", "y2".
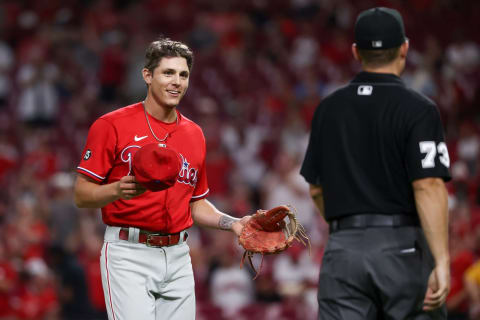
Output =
[
  {"x1": 142, "y1": 68, "x2": 153, "y2": 86},
  {"x1": 352, "y1": 43, "x2": 361, "y2": 61},
  {"x1": 399, "y1": 40, "x2": 409, "y2": 59}
]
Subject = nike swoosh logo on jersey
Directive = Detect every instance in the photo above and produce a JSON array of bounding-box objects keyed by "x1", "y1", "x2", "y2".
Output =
[{"x1": 134, "y1": 135, "x2": 148, "y2": 141}]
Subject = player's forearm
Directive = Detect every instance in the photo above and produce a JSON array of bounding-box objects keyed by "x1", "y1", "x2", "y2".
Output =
[
  {"x1": 190, "y1": 199, "x2": 239, "y2": 231},
  {"x1": 74, "y1": 175, "x2": 120, "y2": 208},
  {"x1": 413, "y1": 177, "x2": 449, "y2": 266},
  {"x1": 309, "y1": 184, "x2": 326, "y2": 219}
]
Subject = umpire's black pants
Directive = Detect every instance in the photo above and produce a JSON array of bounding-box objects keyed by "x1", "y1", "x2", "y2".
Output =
[{"x1": 318, "y1": 226, "x2": 447, "y2": 320}]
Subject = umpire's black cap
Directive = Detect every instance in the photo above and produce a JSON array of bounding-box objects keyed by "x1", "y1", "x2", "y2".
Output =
[{"x1": 354, "y1": 7, "x2": 406, "y2": 50}]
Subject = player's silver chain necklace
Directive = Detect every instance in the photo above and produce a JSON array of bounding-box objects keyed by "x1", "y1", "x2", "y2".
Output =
[{"x1": 142, "y1": 101, "x2": 178, "y2": 143}]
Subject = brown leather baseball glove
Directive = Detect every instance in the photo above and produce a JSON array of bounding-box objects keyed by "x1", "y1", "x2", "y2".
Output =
[{"x1": 238, "y1": 205, "x2": 309, "y2": 279}]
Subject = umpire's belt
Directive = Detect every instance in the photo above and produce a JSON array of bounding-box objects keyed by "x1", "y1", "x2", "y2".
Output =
[
  {"x1": 329, "y1": 214, "x2": 419, "y2": 233},
  {"x1": 119, "y1": 228, "x2": 187, "y2": 247}
]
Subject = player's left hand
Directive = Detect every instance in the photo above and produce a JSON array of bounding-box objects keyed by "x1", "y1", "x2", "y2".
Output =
[{"x1": 232, "y1": 216, "x2": 251, "y2": 236}]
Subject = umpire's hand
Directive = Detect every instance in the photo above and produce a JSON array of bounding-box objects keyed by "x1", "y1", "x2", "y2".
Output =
[{"x1": 423, "y1": 263, "x2": 450, "y2": 310}]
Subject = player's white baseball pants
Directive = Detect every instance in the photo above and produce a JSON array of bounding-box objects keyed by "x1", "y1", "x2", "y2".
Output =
[{"x1": 100, "y1": 226, "x2": 195, "y2": 320}]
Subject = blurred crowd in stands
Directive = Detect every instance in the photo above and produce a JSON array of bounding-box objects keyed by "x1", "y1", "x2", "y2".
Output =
[{"x1": 0, "y1": 0, "x2": 479, "y2": 319}]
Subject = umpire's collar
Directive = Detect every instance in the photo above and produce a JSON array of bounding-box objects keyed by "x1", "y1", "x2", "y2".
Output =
[{"x1": 351, "y1": 71, "x2": 405, "y2": 86}]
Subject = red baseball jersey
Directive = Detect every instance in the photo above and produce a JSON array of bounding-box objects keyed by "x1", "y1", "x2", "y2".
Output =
[{"x1": 77, "y1": 102, "x2": 209, "y2": 233}]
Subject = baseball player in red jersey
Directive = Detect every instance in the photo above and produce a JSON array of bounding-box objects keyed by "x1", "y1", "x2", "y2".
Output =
[{"x1": 74, "y1": 38, "x2": 249, "y2": 320}]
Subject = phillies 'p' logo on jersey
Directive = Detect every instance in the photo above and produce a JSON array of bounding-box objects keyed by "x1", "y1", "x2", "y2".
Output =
[
  {"x1": 120, "y1": 145, "x2": 141, "y2": 175},
  {"x1": 178, "y1": 154, "x2": 198, "y2": 187}
]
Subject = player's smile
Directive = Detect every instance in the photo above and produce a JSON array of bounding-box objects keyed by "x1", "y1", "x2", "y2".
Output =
[
  {"x1": 163, "y1": 88, "x2": 183, "y2": 106},
  {"x1": 166, "y1": 89, "x2": 181, "y2": 97}
]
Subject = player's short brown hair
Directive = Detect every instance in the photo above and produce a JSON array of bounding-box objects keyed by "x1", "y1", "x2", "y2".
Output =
[
  {"x1": 144, "y1": 38, "x2": 194, "y2": 72},
  {"x1": 357, "y1": 46, "x2": 401, "y2": 68}
]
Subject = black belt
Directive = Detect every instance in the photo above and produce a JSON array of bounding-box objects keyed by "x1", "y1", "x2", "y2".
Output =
[{"x1": 329, "y1": 214, "x2": 419, "y2": 233}]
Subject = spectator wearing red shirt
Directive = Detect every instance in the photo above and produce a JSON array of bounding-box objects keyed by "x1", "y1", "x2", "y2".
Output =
[
  {"x1": 0, "y1": 242, "x2": 18, "y2": 318},
  {"x1": 11, "y1": 258, "x2": 59, "y2": 320}
]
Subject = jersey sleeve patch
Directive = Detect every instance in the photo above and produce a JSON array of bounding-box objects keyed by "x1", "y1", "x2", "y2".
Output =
[{"x1": 77, "y1": 118, "x2": 117, "y2": 181}]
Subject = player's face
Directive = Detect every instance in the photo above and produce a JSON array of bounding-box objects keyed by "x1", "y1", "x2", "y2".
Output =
[{"x1": 146, "y1": 57, "x2": 190, "y2": 109}]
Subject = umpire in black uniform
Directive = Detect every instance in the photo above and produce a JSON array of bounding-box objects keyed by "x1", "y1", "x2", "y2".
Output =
[{"x1": 301, "y1": 7, "x2": 451, "y2": 320}]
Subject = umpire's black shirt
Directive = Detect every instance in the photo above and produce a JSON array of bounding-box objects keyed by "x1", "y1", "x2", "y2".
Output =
[{"x1": 300, "y1": 71, "x2": 451, "y2": 221}]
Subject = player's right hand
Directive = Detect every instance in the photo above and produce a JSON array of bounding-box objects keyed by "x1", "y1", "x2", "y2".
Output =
[
  {"x1": 423, "y1": 262, "x2": 450, "y2": 311},
  {"x1": 116, "y1": 175, "x2": 147, "y2": 200}
]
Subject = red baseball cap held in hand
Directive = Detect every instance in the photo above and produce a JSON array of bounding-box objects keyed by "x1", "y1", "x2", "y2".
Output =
[{"x1": 132, "y1": 143, "x2": 182, "y2": 191}]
